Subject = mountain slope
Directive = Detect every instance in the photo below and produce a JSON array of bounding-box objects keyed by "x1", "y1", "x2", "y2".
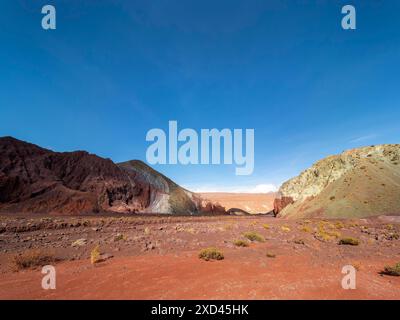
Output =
[
  {"x1": 118, "y1": 160, "x2": 203, "y2": 214},
  {"x1": 274, "y1": 144, "x2": 400, "y2": 218},
  {"x1": 0, "y1": 137, "x2": 223, "y2": 215}
]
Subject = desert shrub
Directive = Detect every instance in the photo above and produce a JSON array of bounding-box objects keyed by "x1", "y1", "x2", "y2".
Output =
[
  {"x1": 266, "y1": 252, "x2": 276, "y2": 258},
  {"x1": 199, "y1": 248, "x2": 224, "y2": 261},
  {"x1": 316, "y1": 223, "x2": 341, "y2": 241},
  {"x1": 338, "y1": 237, "x2": 360, "y2": 246},
  {"x1": 114, "y1": 233, "x2": 125, "y2": 241},
  {"x1": 335, "y1": 221, "x2": 345, "y2": 229},
  {"x1": 382, "y1": 263, "x2": 400, "y2": 276},
  {"x1": 347, "y1": 221, "x2": 359, "y2": 228},
  {"x1": 233, "y1": 239, "x2": 249, "y2": 247},
  {"x1": 12, "y1": 249, "x2": 55, "y2": 270},
  {"x1": 281, "y1": 226, "x2": 291, "y2": 232},
  {"x1": 301, "y1": 225, "x2": 312, "y2": 233},
  {"x1": 224, "y1": 223, "x2": 234, "y2": 231},
  {"x1": 262, "y1": 224, "x2": 270, "y2": 230},
  {"x1": 385, "y1": 232, "x2": 399, "y2": 240},
  {"x1": 243, "y1": 231, "x2": 265, "y2": 242},
  {"x1": 91, "y1": 245, "x2": 101, "y2": 264}
]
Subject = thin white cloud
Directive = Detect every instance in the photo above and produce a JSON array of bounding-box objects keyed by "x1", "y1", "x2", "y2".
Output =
[
  {"x1": 349, "y1": 134, "x2": 377, "y2": 144},
  {"x1": 184, "y1": 184, "x2": 278, "y2": 194}
]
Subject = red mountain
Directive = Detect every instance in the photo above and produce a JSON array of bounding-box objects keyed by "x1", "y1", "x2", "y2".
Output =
[{"x1": 0, "y1": 137, "x2": 224, "y2": 215}]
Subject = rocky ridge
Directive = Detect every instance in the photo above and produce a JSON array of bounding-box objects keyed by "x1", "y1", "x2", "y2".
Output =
[{"x1": 274, "y1": 144, "x2": 400, "y2": 218}]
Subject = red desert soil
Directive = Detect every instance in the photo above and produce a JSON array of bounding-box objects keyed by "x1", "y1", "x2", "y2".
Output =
[
  {"x1": 0, "y1": 215, "x2": 399, "y2": 299},
  {"x1": 200, "y1": 193, "x2": 276, "y2": 214}
]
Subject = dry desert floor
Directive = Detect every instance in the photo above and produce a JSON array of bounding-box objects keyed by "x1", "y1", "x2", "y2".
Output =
[{"x1": 0, "y1": 214, "x2": 399, "y2": 299}]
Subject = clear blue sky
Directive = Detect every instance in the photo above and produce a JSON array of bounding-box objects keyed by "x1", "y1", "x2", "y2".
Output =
[{"x1": 1, "y1": 1, "x2": 400, "y2": 192}]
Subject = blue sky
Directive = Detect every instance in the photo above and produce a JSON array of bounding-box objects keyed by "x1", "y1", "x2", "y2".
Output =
[{"x1": 1, "y1": 0, "x2": 400, "y2": 192}]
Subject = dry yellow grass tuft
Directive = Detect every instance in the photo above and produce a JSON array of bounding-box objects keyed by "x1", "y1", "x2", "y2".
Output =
[
  {"x1": 334, "y1": 221, "x2": 345, "y2": 229},
  {"x1": 91, "y1": 245, "x2": 101, "y2": 264},
  {"x1": 243, "y1": 231, "x2": 265, "y2": 242},
  {"x1": 315, "y1": 222, "x2": 342, "y2": 241},
  {"x1": 198, "y1": 248, "x2": 224, "y2": 261},
  {"x1": 12, "y1": 249, "x2": 56, "y2": 270},
  {"x1": 300, "y1": 225, "x2": 312, "y2": 233},
  {"x1": 233, "y1": 239, "x2": 249, "y2": 247}
]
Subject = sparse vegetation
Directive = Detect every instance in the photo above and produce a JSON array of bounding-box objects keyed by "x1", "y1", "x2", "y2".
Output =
[
  {"x1": 199, "y1": 247, "x2": 224, "y2": 261},
  {"x1": 262, "y1": 224, "x2": 270, "y2": 230},
  {"x1": 223, "y1": 223, "x2": 234, "y2": 231},
  {"x1": 281, "y1": 226, "x2": 291, "y2": 232},
  {"x1": 301, "y1": 225, "x2": 312, "y2": 233},
  {"x1": 243, "y1": 231, "x2": 265, "y2": 242},
  {"x1": 90, "y1": 245, "x2": 101, "y2": 264},
  {"x1": 114, "y1": 233, "x2": 125, "y2": 241},
  {"x1": 338, "y1": 237, "x2": 360, "y2": 246},
  {"x1": 334, "y1": 221, "x2": 345, "y2": 229},
  {"x1": 382, "y1": 263, "x2": 400, "y2": 276},
  {"x1": 233, "y1": 239, "x2": 249, "y2": 247},
  {"x1": 347, "y1": 221, "x2": 359, "y2": 228},
  {"x1": 385, "y1": 232, "x2": 399, "y2": 240},
  {"x1": 352, "y1": 262, "x2": 361, "y2": 271},
  {"x1": 185, "y1": 227, "x2": 196, "y2": 234},
  {"x1": 316, "y1": 222, "x2": 341, "y2": 241},
  {"x1": 266, "y1": 252, "x2": 276, "y2": 258},
  {"x1": 12, "y1": 249, "x2": 56, "y2": 270}
]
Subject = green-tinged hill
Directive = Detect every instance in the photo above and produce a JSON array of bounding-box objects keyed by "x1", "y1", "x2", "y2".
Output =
[{"x1": 274, "y1": 144, "x2": 400, "y2": 218}]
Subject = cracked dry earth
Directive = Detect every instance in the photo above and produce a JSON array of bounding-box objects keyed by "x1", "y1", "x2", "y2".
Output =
[{"x1": 0, "y1": 214, "x2": 399, "y2": 299}]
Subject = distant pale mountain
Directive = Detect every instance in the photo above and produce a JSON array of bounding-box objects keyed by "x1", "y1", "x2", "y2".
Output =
[
  {"x1": 274, "y1": 144, "x2": 400, "y2": 218},
  {"x1": 200, "y1": 192, "x2": 276, "y2": 214},
  {"x1": 0, "y1": 137, "x2": 224, "y2": 215}
]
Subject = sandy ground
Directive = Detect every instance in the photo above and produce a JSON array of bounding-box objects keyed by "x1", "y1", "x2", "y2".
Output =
[{"x1": 0, "y1": 214, "x2": 399, "y2": 299}]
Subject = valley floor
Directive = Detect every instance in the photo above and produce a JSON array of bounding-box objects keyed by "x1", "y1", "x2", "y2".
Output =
[{"x1": 0, "y1": 215, "x2": 399, "y2": 299}]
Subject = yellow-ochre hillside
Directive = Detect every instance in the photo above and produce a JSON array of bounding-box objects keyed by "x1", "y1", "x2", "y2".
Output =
[{"x1": 275, "y1": 144, "x2": 400, "y2": 219}]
